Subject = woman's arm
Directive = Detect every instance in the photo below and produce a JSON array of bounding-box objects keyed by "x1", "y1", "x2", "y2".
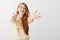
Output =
[
  {"x1": 28, "y1": 17, "x2": 34, "y2": 23},
  {"x1": 28, "y1": 10, "x2": 41, "y2": 24}
]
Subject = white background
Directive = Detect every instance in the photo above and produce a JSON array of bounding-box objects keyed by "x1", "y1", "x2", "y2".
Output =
[{"x1": 0, "y1": 0, "x2": 60, "y2": 40}]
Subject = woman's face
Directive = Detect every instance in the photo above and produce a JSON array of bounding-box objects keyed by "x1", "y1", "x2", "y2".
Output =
[{"x1": 17, "y1": 4, "x2": 26, "y2": 17}]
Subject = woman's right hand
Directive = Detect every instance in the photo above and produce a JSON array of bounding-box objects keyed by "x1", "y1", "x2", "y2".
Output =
[{"x1": 11, "y1": 13, "x2": 17, "y2": 23}]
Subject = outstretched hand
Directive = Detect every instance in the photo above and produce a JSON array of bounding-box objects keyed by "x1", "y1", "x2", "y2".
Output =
[
  {"x1": 33, "y1": 10, "x2": 41, "y2": 20},
  {"x1": 11, "y1": 13, "x2": 17, "y2": 23}
]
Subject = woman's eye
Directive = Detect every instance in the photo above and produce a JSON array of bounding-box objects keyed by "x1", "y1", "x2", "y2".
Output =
[
  {"x1": 24, "y1": 7, "x2": 26, "y2": 9},
  {"x1": 20, "y1": 7, "x2": 22, "y2": 8},
  {"x1": 19, "y1": 6, "x2": 22, "y2": 8}
]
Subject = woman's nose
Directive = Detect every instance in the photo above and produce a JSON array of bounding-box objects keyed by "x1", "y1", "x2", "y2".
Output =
[{"x1": 21, "y1": 7, "x2": 24, "y2": 10}]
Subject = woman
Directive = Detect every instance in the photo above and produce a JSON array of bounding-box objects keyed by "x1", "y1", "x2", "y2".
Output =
[{"x1": 11, "y1": 2, "x2": 41, "y2": 40}]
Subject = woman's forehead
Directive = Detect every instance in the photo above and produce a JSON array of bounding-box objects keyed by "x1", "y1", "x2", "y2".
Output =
[{"x1": 19, "y1": 4, "x2": 26, "y2": 7}]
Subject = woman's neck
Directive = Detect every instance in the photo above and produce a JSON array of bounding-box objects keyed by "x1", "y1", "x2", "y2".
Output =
[{"x1": 19, "y1": 12, "x2": 24, "y2": 18}]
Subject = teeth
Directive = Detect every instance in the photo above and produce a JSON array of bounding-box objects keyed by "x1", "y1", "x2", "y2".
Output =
[{"x1": 20, "y1": 10, "x2": 24, "y2": 12}]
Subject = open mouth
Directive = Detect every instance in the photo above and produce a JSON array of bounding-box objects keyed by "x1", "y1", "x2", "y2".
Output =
[{"x1": 20, "y1": 10, "x2": 24, "y2": 12}]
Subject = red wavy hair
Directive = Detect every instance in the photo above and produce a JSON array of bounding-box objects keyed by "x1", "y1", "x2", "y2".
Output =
[{"x1": 16, "y1": 3, "x2": 29, "y2": 35}]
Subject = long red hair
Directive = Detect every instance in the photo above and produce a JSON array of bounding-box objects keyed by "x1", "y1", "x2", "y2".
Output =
[{"x1": 16, "y1": 3, "x2": 29, "y2": 35}]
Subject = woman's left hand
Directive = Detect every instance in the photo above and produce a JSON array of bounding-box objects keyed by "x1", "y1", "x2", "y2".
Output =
[{"x1": 33, "y1": 10, "x2": 41, "y2": 20}]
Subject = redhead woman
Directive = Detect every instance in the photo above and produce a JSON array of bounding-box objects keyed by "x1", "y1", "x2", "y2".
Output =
[{"x1": 11, "y1": 2, "x2": 41, "y2": 40}]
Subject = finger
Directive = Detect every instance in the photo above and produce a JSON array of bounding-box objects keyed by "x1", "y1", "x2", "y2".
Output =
[
  {"x1": 13, "y1": 13, "x2": 15, "y2": 15},
  {"x1": 34, "y1": 13, "x2": 40, "y2": 17},
  {"x1": 35, "y1": 10, "x2": 38, "y2": 13},
  {"x1": 34, "y1": 10, "x2": 38, "y2": 14},
  {"x1": 33, "y1": 10, "x2": 38, "y2": 15},
  {"x1": 34, "y1": 11, "x2": 40, "y2": 16},
  {"x1": 13, "y1": 13, "x2": 17, "y2": 16},
  {"x1": 36, "y1": 14, "x2": 41, "y2": 17},
  {"x1": 11, "y1": 15, "x2": 16, "y2": 19},
  {"x1": 36, "y1": 16, "x2": 41, "y2": 19}
]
